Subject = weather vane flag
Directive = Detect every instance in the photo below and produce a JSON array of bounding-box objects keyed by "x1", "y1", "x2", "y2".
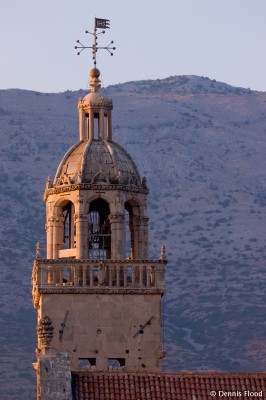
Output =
[{"x1": 75, "y1": 18, "x2": 115, "y2": 68}]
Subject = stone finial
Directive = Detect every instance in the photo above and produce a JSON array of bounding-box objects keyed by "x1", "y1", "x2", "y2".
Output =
[
  {"x1": 160, "y1": 244, "x2": 166, "y2": 260},
  {"x1": 46, "y1": 176, "x2": 51, "y2": 189},
  {"x1": 36, "y1": 242, "x2": 41, "y2": 259},
  {"x1": 89, "y1": 68, "x2": 101, "y2": 93},
  {"x1": 142, "y1": 176, "x2": 148, "y2": 189},
  {"x1": 38, "y1": 316, "x2": 54, "y2": 348}
]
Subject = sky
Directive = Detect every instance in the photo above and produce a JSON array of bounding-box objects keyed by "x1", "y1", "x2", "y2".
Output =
[{"x1": 1, "y1": 0, "x2": 266, "y2": 93}]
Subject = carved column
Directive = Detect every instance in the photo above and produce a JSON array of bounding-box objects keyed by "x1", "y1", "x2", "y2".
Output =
[
  {"x1": 106, "y1": 110, "x2": 112, "y2": 141},
  {"x1": 46, "y1": 217, "x2": 54, "y2": 259},
  {"x1": 138, "y1": 216, "x2": 149, "y2": 259},
  {"x1": 88, "y1": 111, "x2": 94, "y2": 140},
  {"x1": 79, "y1": 107, "x2": 85, "y2": 140},
  {"x1": 99, "y1": 108, "x2": 104, "y2": 138},
  {"x1": 109, "y1": 213, "x2": 125, "y2": 259},
  {"x1": 53, "y1": 215, "x2": 64, "y2": 259},
  {"x1": 75, "y1": 212, "x2": 88, "y2": 259}
]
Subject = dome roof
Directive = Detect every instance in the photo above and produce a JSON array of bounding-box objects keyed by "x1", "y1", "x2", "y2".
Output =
[{"x1": 54, "y1": 139, "x2": 142, "y2": 187}]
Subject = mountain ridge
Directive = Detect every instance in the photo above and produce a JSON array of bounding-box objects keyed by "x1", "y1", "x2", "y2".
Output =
[{"x1": 0, "y1": 75, "x2": 265, "y2": 399}]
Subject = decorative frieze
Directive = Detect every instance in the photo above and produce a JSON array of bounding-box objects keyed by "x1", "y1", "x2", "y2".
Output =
[
  {"x1": 44, "y1": 183, "x2": 148, "y2": 200},
  {"x1": 78, "y1": 96, "x2": 113, "y2": 109}
]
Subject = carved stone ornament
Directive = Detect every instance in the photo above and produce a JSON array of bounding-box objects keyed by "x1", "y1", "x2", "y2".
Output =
[
  {"x1": 44, "y1": 183, "x2": 148, "y2": 199},
  {"x1": 37, "y1": 316, "x2": 54, "y2": 348},
  {"x1": 78, "y1": 96, "x2": 113, "y2": 108},
  {"x1": 36, "y1": 242, "x2": 41, "y2": 259},
  {"x1": 32, "y1": 260, "x2": 41, "y2": 308},
  {"x1": 160, "y1": 244, "x2": 166, "y2": 260}
]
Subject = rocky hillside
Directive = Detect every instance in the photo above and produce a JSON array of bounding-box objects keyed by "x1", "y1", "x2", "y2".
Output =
[{"x1": 0, "y1": 75, "x2": 265, "y2": 399}]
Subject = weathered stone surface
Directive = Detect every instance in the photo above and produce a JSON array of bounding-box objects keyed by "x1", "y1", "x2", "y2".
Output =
[{"x1": 37, "y1": 351, "x2": 71, "y2": 400}]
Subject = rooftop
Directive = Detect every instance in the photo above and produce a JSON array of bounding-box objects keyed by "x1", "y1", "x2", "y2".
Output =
[{"x1": 72, "y1": 371, "x2": 266, "y2": 400}]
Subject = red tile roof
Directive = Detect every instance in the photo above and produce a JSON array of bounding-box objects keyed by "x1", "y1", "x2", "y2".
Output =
[{"x1": 72, "y1": 371, "x2": 266, "y2": 400}]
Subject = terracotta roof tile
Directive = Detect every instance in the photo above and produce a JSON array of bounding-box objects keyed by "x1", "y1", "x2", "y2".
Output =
[{"x1": 72, "y1": 371, "x2": 266, "y2": 400}]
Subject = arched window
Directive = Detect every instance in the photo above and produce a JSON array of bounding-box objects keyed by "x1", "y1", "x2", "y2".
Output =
[
  {"x1": 88, "y1": 199, "x2": 111, "y2": 259},
  {"x1": 63, "y1": 201, "x2": 75, "y2": 249}
]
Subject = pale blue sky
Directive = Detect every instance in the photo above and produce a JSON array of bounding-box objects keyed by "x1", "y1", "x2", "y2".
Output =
[{"x1": 1, "y1": 0, "x2": 266, "y2": 92}]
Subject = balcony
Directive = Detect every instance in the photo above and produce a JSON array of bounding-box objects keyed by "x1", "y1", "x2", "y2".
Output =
[{"x1": 32, "y1": 259, "x2": 166, "y2": 307}]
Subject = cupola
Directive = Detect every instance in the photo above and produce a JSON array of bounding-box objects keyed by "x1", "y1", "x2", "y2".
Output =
[{"x1": 43, "y1": 67, "x2": 149, "y2": 261}]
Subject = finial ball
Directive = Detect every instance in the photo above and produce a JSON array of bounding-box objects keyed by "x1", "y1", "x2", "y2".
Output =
[{"x1": 90, "y1": 68, "x2": 101, "y2": 79}]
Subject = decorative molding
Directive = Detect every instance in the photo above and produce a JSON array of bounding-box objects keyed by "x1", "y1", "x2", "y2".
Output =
[
  {"x1": 109, "y1": 213, "x2": 125, "y2": 223},
  {"x1": 78, "y1": 97, "x2": 113, "y2": 109},
  {"x1": 38, "y1": 287, "x2": 165, "y2": 295},
  {"x1": 36, "y1": 258, "x2": 166, "y2": 265},
  {"x1": 74, "y1": 212, "x2": 87, "y2": 221},
  {"x1": 32, "y1": 260, "x2": 40, "y2": 308},
  {"x1": 44, "y1": 183, "x2": 148, "y2": 199}
]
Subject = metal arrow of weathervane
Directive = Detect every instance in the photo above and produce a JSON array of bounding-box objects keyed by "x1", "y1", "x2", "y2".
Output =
[{"x1": 74, "y1": 18, "x2": 116, "y2": 67}]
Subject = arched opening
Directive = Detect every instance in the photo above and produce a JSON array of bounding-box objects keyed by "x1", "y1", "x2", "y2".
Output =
[
  {"x1": 88, "y1": 199, "x2": 111, "y2": 259},
  {"x1": 63, "y1": 201, "x2": 75, "y2": 249}
]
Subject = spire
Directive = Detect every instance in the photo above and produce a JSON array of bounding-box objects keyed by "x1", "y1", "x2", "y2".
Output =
[{"x1": 75, "y1": 18, "x2": 116, "y2": 85}]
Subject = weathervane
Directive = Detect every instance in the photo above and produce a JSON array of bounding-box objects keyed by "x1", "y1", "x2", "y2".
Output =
[{"x1": 75, "y1": 18, "x2": 116, "y2": 67}]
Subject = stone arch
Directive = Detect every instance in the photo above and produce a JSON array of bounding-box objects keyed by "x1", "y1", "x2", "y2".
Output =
[
  {"x1": 54, "y1": 199, "x2": 76, "y2": 252},
  {"x1": 84, "y1": 193, "x2": 113, "y2": 215}
]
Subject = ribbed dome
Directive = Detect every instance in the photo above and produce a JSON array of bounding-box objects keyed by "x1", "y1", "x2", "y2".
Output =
[{"x1": 54, "y1": 139, "x2": 142, "y2": 187}]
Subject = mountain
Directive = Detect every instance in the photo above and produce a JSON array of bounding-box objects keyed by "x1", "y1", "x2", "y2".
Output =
[{"x1": 0, "y1": 75, "x2": 265, "y2": 399}]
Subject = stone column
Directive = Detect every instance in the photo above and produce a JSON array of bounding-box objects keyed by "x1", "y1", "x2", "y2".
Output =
[
  {"x1": 106, "y1": 111, "x2": 112, "y2": 141},
  {"x1": 79, "y1": 108, "x2": 85, "y2": 140},
  {"x1": 132, "y1": 216, "x2": 140, "y2": 259},
  {"x1": 138, "y1": 216, "x2": 149, "y2": 259},
  {"x1": 75, "y1": 213, "x2": 88, "y2": 259},
  {"x1": 99, "y1": 108, "x2": 104, "y2": 138},
  {"x1": 109, "y1": 213, "x2": 125, "y2": 259},
  {"x1": 88, "y1": 111, "x2": 94, "y2": 140},
  {"x1": 46, "y1": 217, "x2": 54, "y2": 259},
  {"x1": 53, "y1": 216, "x2": 64, "y2": 259}
]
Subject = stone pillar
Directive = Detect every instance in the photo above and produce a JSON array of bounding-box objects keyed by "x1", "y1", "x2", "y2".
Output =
[
  {"x1": 75, "y1": 212, "x2": 88, "y2": 259},
  {"x1": 53, "y1": 216, "x2": 64, "y2": 259},
  {"x1": 138, "y1": 216, "x2": 149, "y2": 259},
  {"x1": 88, "y1": 111, "x2": 94, "y2": 140},
  {"x1": 79, "y1": 108, "x2": 85, "y2": 140},
  {"x1": 106, "y1": 111, "x2": 112, "y2": 141},
  {"x1": 109, "y1": 213, "x2": 125, "y2": 259},
  {"x1": 46, "y1": 217, "x2": 54, "y2": 259},
  {"x1": 132, "y1": 216, "x2": 140, "y2": 259},
  {"x1": 99, "y1": 108, "x2": 104, "y2": 138}
]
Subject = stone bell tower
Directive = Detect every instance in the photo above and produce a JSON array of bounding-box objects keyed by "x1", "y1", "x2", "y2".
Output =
[{"x1": 32, "y1": 25, "x2": 166, "y2": 400}]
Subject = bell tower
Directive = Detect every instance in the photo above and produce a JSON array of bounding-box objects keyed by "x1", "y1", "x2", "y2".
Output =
[{"x1": 32, "y1": 19, "x2": 166, "y2": 400}]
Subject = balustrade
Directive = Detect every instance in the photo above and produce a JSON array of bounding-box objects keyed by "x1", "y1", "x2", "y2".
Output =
[{"x1": 36, "y1": 260, "x2": 165, "y2": 291}]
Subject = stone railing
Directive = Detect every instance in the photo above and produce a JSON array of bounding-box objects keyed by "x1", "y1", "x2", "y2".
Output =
[{"x1": 32, "y1": 259, "x2": 166, "y2": 306}]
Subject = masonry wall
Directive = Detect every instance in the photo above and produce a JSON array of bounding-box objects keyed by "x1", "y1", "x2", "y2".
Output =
[
  {"x1": 40, "y1": 293, "x2": 163, "y2": 371},
  {"x1": 37, "y1": 351, "x2": 72, "y2": 400}
]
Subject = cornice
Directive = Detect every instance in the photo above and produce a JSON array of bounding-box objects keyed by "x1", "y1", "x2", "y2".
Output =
[{"x1": 44, "y1": 183, "x2": 148, "y2": 199}]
